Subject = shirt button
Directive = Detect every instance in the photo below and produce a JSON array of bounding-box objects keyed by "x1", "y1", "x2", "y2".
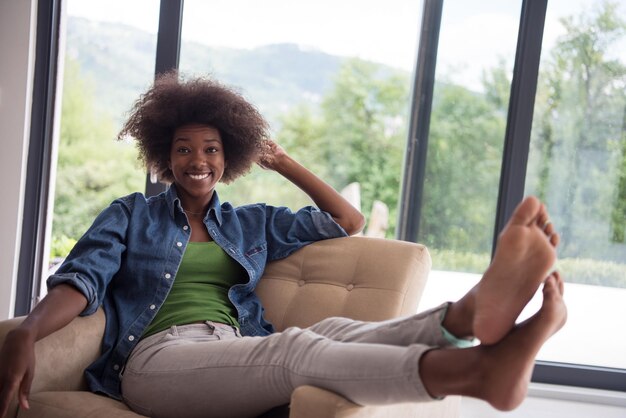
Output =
[
  {"x1": 183, "y1": 225, "x2": 189, "y2": 231},
  {"x1": 165, "y1": 273, "x2": 172, "y2": 279},
  {"x1": 176, "y1": 241, "x2": 183, "y2": 247},
  {"x1": 128, "y1": 335, "x2": 135, "y2": 342},
  {"x1": 150, "y1": 304, "x2": 156, "y2": 310},
  {"x1": 298, "y1": 280, "x2": 305, "y2": 287},
  {"x1": 113, "y1": 364, "x2": 120, "y2": 371},
  {"x1": 346, "y1": 284, "x2": 355, "y2": 291}
]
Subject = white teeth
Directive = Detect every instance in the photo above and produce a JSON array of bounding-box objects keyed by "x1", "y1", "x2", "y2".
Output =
[{"x1": 188, "y1": 173, "x2": 210, "y2": 180}]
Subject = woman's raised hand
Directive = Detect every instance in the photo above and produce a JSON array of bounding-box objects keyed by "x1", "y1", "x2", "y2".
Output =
[
  {"x1": 254, "y1": 139, "x2": 365, "y2": 235},
  {"x1": 257, "y1": 140, "x2": 288, "y2": 171}
]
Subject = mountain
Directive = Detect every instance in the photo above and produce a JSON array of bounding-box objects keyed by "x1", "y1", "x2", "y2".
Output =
[{"x1": 64, "y1": 17, "x2": 354, "y2": 128}]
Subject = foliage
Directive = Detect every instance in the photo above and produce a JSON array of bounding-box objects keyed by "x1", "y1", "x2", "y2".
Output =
[
  {"x1": 53, "y1": 4, "x2": 626, "y2": 290},
  {"x1": 420, "y1": 82, "x2": 505, "y2": 257},
  {"x1": 429, "y1": 249, "x2": 626, "y2": 289},
  {"x1": 52, "y1": 59, "x2": 145, "y2": 243},
  {"x1": 222, "y1": 58, "x2": 410, "y2": 238},
  {"x1": 558, "y1": 257, "x2": 626, "y2": 288},
  {"x1": 526, "y1": 1, "x2": 626, "y2": 260},
  {"x1": 49, "y1": 234, "x2": 77, "y2": 260},
  {"x1": 429, "y1": 249, "x2": 490, "y2": 274}
]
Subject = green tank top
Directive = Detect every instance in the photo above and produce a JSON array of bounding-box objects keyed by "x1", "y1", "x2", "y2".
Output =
[{"x1": 143, "y1": 241, "x2": 246, "y2": 338}]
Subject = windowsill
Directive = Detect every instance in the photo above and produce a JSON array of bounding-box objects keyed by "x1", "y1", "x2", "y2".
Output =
[
  {"x1": 528, "y1": 383, "x2": 626, "y2": 407},
  {"x1": 461, "y1": 383, "x2": 626, "y2": 417}
]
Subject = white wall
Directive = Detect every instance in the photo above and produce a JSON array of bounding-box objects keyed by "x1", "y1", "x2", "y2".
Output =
[{"x1": 0, "y1": 0, "x2": 37, "y2": 320}]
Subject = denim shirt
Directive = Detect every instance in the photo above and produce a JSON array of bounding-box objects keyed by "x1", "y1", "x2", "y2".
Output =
[{"x1": 47, "y1": 185, "x2": 347, "y2": 400}]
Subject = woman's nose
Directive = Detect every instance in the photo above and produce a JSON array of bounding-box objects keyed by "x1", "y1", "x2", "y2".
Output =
[{"x1": 190, "y1": 152, "x2": 208, "y2": 167}]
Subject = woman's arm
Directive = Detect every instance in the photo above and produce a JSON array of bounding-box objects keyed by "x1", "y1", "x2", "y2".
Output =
[
  {"x1": 258, "y1": 141, "x2": 365, "y2": 235},
  {"x1": 0, "y1": 284, "x2": 88, "y2": 417}
]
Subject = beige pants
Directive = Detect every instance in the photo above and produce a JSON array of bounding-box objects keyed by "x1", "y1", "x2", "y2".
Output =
[{"x1": 121, "y1": 304, "x2": 451, "y2": 418}]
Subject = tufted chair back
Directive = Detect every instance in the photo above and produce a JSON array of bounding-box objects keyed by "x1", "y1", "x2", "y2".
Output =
[{"x1": 256, "y1": 236, "x2": 431, "y2": 331}]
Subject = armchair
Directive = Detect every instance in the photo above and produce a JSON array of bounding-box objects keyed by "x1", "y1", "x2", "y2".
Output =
[{"x1": 0, "y1": 236, "x2": 460, "y2": 418}]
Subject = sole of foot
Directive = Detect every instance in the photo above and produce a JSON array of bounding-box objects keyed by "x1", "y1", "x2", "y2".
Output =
[{"x1": 473, "y1": 196, "x2": 557, "y2": 345}]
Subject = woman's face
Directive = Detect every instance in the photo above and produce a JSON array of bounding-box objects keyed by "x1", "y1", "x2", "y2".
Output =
[{"x1": 168, "y1": 124, "x2": 226, "y2": 205}]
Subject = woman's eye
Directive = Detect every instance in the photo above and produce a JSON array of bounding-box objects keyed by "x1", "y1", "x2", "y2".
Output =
[
  {"x1": 177, "y1": 147, "x2": 190, "y2": 153},
  {"x1": 206, "y1": 147, "x2": 219, "y2": 153}
]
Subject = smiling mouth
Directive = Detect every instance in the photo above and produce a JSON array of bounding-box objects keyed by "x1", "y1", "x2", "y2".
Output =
[{"x1": 187, "y1": 172, "x2": 212, "y2": 180}]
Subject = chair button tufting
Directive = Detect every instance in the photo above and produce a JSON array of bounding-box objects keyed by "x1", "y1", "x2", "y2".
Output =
[
  {"x1": 346, "y1": 284, "x2": 355, "y2": 291},
  {"x1": 298, "y1": 280, "x2": 305, "y2": 287}
]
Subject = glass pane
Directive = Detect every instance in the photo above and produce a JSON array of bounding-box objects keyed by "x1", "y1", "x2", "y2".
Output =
[
  {"x1": 525, "y1": 0, "x2": 626, "y2": 368},
  {"x1": 418, "y1": 0, "x2": 522, "y2": 274},
  {"x1": 180, "y1": 0, "x2": 421, "y2": 238},
  {"x1": 47, "y1": 1, "x2": 159, "y2": 278}
]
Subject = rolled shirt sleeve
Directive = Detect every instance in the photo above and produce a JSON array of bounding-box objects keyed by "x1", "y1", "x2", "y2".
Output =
[{"x1": 47, "y1": 200, "x2": 130, "y2": 316}]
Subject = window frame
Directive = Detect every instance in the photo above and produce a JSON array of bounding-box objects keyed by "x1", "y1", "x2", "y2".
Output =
[
  {"x1": 397, "y1": 0, "x2": 625, "y2": 393},
  {"x1": 15, "y1": 0, "x2": 62, "y2": 317}
]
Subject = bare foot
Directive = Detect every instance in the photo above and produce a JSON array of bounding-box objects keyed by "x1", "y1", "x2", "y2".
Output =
[
  {"x1": 473, "y1": 196, "x2": 557, "y2": 345},
  {"x1": 474, "y1": 272, "x2": 567, "y2": 410},
  {"x1": 421, "y1": 273, "x2": 566, "y2": 411}
]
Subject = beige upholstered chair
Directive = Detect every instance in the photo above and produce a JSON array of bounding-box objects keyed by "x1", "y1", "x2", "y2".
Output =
[{"x1": 0, "y1": 236, "x2": 460, "y2": 418}]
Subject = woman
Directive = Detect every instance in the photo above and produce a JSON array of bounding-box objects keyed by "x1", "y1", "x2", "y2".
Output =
[{"x1": 0, "y1": 73, "x2": 566, "y2": 418}]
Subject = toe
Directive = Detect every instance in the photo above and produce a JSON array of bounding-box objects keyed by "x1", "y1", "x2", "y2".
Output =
[
  {"x1": 549, "y1": 232, "x2": 560, "y2": 247},
  {"x1": 509, "y1": 196, "x2": 542, "y2": 227}
]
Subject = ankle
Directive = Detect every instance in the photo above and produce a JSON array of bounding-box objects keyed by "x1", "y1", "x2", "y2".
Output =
[{"x1": 442, "y1": 295, "x2": 475, "y2": 339}]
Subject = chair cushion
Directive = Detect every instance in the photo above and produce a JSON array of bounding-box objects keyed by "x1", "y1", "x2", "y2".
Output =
[{"x1": 18, "y1": 391, "x2": 144, "y2": 418}]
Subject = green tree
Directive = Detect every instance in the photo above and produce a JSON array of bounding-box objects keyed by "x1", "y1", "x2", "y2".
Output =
[
  {"x1": 613, "y1": 108, "x2": 626, "y2": 243},
  {"x1": 420, "y1": 82, "x2": 505, "y2": 260},
  {"x1": 527, "y1": 1, "x2": 626, "y2": 258},
  {"x1": 318, "y1": 59, "x2": 409, "y2": 234},
  {"x1": 221, "y1": 59, "x2": 411, "y2": 237},
  {"x1": 51, "y1": 59, "x2": 144, "y2": 256}
]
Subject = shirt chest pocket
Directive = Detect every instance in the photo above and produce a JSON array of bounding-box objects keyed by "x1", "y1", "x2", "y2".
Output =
[{"x1": 244, "y1": 243, "x2": 267, "y2": 270}]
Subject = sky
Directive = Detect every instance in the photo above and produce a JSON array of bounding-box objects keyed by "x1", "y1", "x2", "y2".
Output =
[{"x1": 67, "y1": 0, "x2": 625, "y2": 91}]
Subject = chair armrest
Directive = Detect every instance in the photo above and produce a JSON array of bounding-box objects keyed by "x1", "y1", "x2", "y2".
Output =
[
  {"x1": 0, "y1": 317, "x2": 27, "y2": 418},
  {"x1": 0, "y1": 308, "x2": 106, "y2": 395},
  {"x1": 31, "y1": 308, "x2": 105, "y2": 393},
  {"x1": 289, "y1": 385, "x2": 361, "y2": 418},
  {"x1": 289, "y1": 386, "x2": 461, "y2": 418}
]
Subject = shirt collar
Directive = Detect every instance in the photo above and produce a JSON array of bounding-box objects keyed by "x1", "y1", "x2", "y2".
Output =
[{"x1": 165, "y1": 184, "x2": 223, "y2": 226}]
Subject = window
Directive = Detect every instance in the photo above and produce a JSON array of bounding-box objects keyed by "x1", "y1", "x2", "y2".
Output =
[
  {"x1": 416, "y1": 0, "x2": 626, "y2": 389},
  {"x1": 21, "y1": 0, "x2": 626, "y2": 392},
  {"x1": 179, "y1": 0, "x2": 421, "y2": 237},
  {"x1": 418, "y1": 0, "x2": 521, "y2": 275},
  {"x1": 525, "y1": 0, "x2": 626, "y2": 369},
  {"x1": 43, "y1": 0, "x2": 160, "y2": 294}
]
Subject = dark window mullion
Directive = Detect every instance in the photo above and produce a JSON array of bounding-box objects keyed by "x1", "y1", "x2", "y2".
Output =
[
  {"x1": 145, "y1": 0, "x2": 184, "y2": 197},
  {"x1": 492, "y1": 0, "x2": 547, "y2": 249},
  {"x1": 397, "y1": 0, "x2": 444, "y2": 242}
]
